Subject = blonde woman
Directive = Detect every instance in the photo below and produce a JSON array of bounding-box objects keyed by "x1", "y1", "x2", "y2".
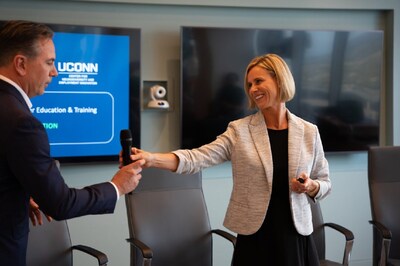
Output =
[{"x1": 128, "y1": 53, "x2": 331, "y2": 265}]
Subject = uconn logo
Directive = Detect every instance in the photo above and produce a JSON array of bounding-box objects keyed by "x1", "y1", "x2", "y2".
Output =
[{"x1": 57, "y1": 62, "x2": 98, "y2": 74}]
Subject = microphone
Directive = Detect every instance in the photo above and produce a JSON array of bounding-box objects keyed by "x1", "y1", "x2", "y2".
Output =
[{"x1": 120, "y1": 129, "x2": 133, "y2": 166}]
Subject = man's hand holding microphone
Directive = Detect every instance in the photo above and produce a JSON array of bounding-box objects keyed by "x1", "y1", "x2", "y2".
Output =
[{"x1": 112, "y1": 129, "x2": 146, "y2": 197}]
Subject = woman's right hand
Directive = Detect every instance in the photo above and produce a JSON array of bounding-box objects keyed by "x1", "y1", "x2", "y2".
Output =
[
  {"x1": 120, "y1": 147, "x2": 179, "y2": 172},
  {"x1": 118, "y1": 148, "x2": 150, "y2": 169},
  {"x1": 131, "y1": 147, "x2": 154, "y2": 168},
  {"x1": 132, "y1": 148, "x2": 180, "y2": 172}
]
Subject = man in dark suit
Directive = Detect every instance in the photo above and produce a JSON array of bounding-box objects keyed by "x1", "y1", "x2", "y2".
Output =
[{"x1": 0, "y1": 20, "x2": 145, "y2": 266}]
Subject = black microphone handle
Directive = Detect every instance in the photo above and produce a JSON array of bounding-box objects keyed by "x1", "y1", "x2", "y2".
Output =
[
  {"x1": 122, "y1": 143, "x2": 132, "y2": 165},
  {"x1": 120, "y1": 129, "x2": 134, "y2": 195},
  {"x1": 120, "y1": 129, "x2": 133, "y2": 166}
]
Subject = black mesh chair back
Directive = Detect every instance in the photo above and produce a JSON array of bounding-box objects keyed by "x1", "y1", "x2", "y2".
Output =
[{"x1": 368, "y1": 146, "x2": 400, "y2": 266}]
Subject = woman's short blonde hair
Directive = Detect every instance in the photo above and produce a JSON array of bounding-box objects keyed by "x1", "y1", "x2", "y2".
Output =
[{"x1": 244, "y1": 53, "x2": 295, "y2": 109}]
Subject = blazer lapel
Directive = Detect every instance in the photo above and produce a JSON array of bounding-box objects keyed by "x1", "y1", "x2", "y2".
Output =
[
  {"x1": 248, "y1": 111, "x2": 274, "y2": 188},
  {"x1": 287, "y1": 111, "x2": 304, "y2": 180}
]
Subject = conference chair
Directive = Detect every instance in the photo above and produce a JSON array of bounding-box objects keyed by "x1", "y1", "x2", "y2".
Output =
[
  {"x1": 26, "y1": 161, "x2": 108, "y2": 266},
  {"x1": 26, "y1": 218, "x2": 108, "y2": 266},
  {"x1": 368, "y1": 146, "x2": 400, "y2": 266},
  {"x1": 310, "y1": 200, "x2": 354, "y2": 266},
  {"x1": 125, "y1": 168, "x2": 236, "y2": 266}
]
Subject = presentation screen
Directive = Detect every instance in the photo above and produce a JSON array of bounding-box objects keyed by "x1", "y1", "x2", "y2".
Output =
[
  {"x1": 181, "y1": 26, "x2": 383, "y2": 152},
  {"x1": 30, "y1": 23, "x2": 141, "y2": 162}
]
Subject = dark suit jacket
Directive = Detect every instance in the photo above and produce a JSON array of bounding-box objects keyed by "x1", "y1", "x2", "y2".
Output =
[{"x1": 0, "y1": 79, "x2": 117, "y2": 266}]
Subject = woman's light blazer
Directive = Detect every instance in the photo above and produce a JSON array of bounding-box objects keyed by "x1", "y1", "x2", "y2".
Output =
[{"x1": 173, "y1": 110, "x2": 331, "y2": 235}]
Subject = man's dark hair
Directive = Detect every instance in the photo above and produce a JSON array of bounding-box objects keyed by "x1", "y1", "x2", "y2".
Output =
[{"x1": 0, "y1": 20, "x2": 54, "y2": 66}]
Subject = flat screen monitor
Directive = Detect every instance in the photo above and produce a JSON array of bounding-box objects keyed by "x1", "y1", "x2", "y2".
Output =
[
  {"x1": 28, "y1": 22, "x2": 141, "y2": 162},
  {"x1": 181, "y1": 26, "x2": 383, "y2": 152}
]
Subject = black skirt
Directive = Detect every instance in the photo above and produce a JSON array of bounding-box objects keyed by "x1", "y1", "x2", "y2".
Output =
[{"x1": 232, "y1": 129, "x2": 319, "y2": 266}]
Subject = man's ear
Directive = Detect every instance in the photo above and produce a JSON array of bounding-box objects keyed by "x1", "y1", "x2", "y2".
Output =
[{"x1": 14, "y1": 55, "x2": 27, "y2": 76}]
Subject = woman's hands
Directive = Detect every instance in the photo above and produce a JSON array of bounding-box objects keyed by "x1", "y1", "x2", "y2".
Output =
[{"x1": 290, "y1": 173, "x2": 320, "y2": 197}]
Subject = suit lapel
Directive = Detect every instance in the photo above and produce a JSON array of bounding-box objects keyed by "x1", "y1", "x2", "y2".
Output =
[{"x1": 0, "y1": 80, "x2": 31, "y2": 113}]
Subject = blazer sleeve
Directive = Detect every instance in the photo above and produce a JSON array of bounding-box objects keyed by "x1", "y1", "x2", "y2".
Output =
[
  {"x1": 6, "y1": 114, "x2": 117, "y2": 220},
  {"x1": 173, "y1": 121, "x2": 236, "y2": 174}
]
